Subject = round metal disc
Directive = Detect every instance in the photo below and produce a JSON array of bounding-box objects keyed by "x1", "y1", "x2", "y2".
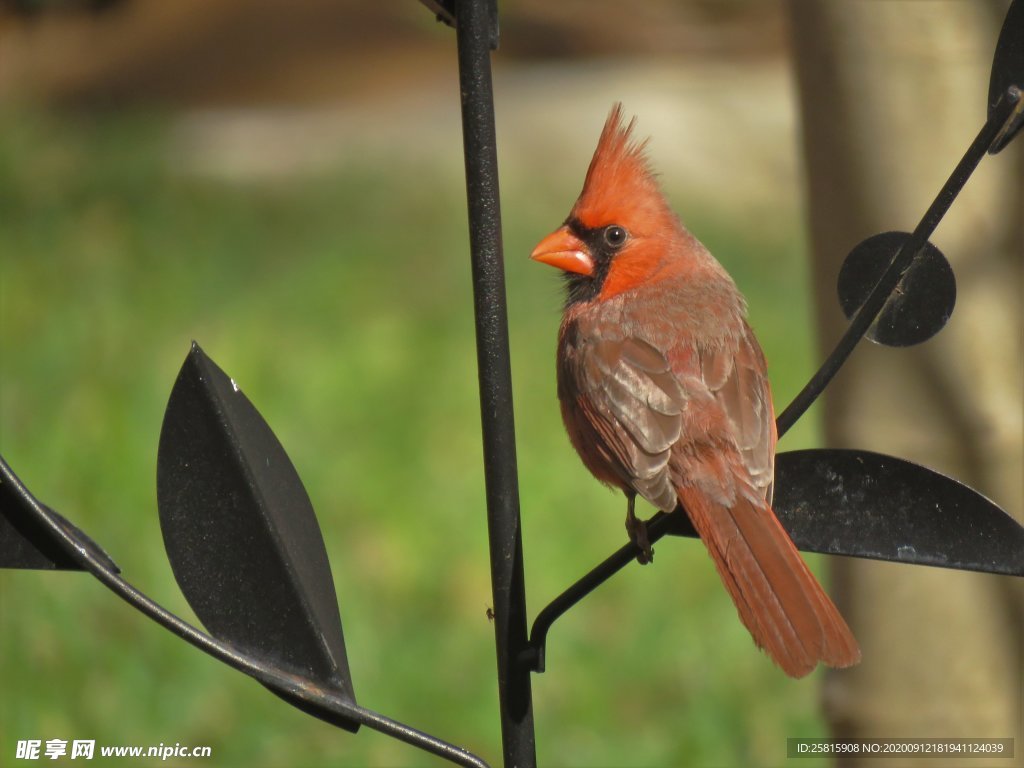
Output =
[{"x1": 837, "y1": 231, "x2": 956, "y2": 347}]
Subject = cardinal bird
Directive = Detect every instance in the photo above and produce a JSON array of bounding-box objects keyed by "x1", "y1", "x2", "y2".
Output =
[{"x1": 531, "y1": 104, "x2": 860, "y2": 678}]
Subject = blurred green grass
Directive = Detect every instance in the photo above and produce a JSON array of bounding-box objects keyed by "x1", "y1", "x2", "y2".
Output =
[{"x1": 1, "y1": 109, "x2": 832, "y2": 768}]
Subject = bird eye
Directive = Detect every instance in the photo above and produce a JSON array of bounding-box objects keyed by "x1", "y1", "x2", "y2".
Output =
[{"x1": 603, "y1": 225, "x2": 628, "y2": 248}]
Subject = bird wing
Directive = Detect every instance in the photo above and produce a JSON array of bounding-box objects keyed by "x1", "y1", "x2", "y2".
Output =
[
  {"x1": 694, "y1": 321, "x2": 777, "y2": 502},
  {"x1": 568, "y1": 330, "x2": 689, "y2": 511},
  {"x1": 568, "y1": 315, "x2": 775, "y2": 508}
]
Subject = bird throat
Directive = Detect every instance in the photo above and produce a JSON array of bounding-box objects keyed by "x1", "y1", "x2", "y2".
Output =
[{"x1": 561, "y1": 217, "x2": 616, "y2": 308}]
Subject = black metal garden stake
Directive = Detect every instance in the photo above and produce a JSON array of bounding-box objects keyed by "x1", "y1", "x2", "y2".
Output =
[{"x1": 452, "y1": 1, "x2": 538, "y2": 766}]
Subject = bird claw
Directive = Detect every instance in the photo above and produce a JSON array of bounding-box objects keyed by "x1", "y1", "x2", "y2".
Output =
[{"x1": 625, "y1": 500, "x2": 654, "y2": 565}]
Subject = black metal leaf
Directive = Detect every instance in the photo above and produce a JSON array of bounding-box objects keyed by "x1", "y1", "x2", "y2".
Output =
[
  {"x1": 773, "y1": 449, "x2": 1024, "y2": 576},
  {"x1": 660, "y1": 449, "x2": 1024, "y2": 576},
  {"x1": 988, "y1": 0, "x2": 1023, "y2": 154},
  {"x1": 0, "y1": 457, "x2": 119, "y2": 572},
  {"x1": 157, "y1": 342, "x2": 358, "y2": 730},
  {"x1": 837, "y1": 231, "x2": 956, "y2": 347}
]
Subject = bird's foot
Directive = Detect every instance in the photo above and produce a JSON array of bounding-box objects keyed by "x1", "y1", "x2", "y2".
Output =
[{"x1": 625, "y1": 501, "x2": 654, "y2": 565}]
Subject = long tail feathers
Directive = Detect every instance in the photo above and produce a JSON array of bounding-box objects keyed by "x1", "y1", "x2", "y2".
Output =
[{"x1": 677, "y1": 486, "x2": 861, "y2": 678}]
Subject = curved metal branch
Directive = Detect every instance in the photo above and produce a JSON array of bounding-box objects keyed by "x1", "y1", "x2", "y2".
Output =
[{"x1": 519, "y1": 510, "x2": 677, "y2": 672}]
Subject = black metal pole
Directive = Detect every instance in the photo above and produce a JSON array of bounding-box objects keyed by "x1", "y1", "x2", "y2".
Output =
[{"x1": 453, "y1": 1, "x2": 537, "y2": 766}]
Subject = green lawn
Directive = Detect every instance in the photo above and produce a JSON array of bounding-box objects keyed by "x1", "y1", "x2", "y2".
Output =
[{"x1": 1, "y1": 109, "x2": 832, "y2": 767}]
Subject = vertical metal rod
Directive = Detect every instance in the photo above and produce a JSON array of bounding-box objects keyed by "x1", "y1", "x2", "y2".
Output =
[{"x1": 453, "y1": 1, "x2": 537, "y2": 766}]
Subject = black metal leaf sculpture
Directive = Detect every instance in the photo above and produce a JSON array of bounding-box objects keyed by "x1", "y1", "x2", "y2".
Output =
[
  {"x1": 4, "y1": 3, "x2": 1022, "y2": 766},
  {"x1": 157, "y1": 342, "x2": 358, "y2": 731},
  {"x1": 837, "y1": 232, "x2": 956, "y2": 347}
]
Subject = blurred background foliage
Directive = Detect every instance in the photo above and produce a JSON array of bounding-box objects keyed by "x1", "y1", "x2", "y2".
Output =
[{"x1": 1, "y1": 2, "x2": 834, "y2": 766}]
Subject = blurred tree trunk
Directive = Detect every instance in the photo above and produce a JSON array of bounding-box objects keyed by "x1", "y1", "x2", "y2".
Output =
[{"x1": 787, "y1": 2, "x2": 1023, "y2": 766}]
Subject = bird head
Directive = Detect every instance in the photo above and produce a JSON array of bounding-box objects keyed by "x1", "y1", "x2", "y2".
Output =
[{"x1": 531, "y1": 103, "x2": 679, "y2": 307}]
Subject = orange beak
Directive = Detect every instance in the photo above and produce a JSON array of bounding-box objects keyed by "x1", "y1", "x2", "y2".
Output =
[{"x1": 530, "y1": 226, "x2": 594, "y2": 276}]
